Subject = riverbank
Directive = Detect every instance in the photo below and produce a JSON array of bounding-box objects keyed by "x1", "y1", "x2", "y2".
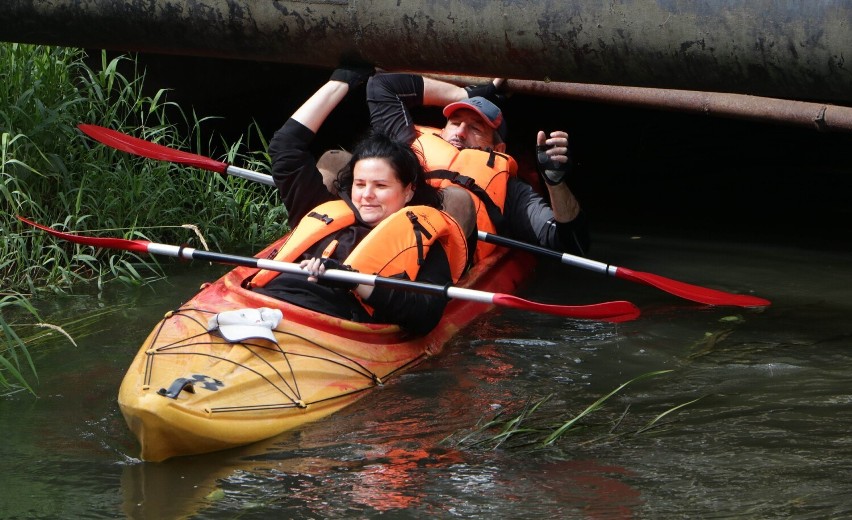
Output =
[{"x1": 0, "y1": 45, "x2": 281, "y2": 393}]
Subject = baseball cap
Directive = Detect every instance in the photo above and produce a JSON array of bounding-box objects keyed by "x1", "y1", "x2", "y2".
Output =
[
  {"x1": 443, "y1": 96, "x2": 508, "y2": 141},
  {"x1": 207, "y1": 307, "x2": 283, "y2": 343}
]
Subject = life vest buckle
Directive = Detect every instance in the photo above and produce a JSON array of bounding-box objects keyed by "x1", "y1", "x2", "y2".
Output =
[
  {"x1": 307, "y1": 211, "x2": 334, "y2": 224},
  {"x1": 453, "y1": 174, "x2": 478, "y2": 190}
]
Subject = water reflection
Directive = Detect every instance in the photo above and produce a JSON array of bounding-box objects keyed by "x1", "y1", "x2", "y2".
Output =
[{"x1": 4, "y1": 236, "x2": 852, "y2": 519}]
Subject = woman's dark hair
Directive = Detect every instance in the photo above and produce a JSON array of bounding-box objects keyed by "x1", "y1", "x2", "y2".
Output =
[{"x1": 333, "y1": 131, "x2": 443, "y2": 208}]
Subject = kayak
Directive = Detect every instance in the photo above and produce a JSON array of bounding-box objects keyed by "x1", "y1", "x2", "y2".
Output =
[
  {"x1": 22, "y1": 120, "x2": 759, "y2": 464},
  {"x1": 117, "y1": 236, "x2": 534, "y2": 462},
  {"x1": 26, "y1": 121, "x2": 760, "y2": 463}
]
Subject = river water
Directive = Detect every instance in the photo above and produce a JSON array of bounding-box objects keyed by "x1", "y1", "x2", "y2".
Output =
[
  {"x1": 2, "y1": 229, "x2": 850, "y2": 519},
  {"x1": 3, "y1": 56, "x2": 851, "y2": 518}
]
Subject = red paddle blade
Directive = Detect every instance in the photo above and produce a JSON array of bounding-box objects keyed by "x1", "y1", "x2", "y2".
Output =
[
  {"x1": 77, "y1": 124, "x2": 228, "y2": 173},
  {"x1": 492, "y1": 294, "x2": 640, "y2": 322},
  {"x1": 17, "y1": 216, "x2": 151, "y2": 254},
  {"x1": 614, "y1": 267, "x2": 770, "y2": 308}
]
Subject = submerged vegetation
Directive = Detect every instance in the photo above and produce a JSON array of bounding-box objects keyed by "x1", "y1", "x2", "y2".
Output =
[
  {"x1": 1, "y1": 43, "x2": 284, "y2": 392},
  {"x1": 0, "y1": 297, "x2": 39, "y2": 395},
  {"x1": 444, "y1": 370, "x2": 701, "y2": 451}
]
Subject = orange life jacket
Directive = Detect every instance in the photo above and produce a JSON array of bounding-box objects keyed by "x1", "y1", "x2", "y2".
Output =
[
  {"x1": 249, "y1": 200, "x2": 468, "y2": 295},
  {"x1": 412, "y1": 126, "x2": 518, "y2": 261}
]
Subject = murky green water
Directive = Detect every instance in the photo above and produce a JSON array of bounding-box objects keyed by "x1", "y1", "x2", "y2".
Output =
[{"x1": 1, "y1": 232, "x2": 850, "y2": 519}]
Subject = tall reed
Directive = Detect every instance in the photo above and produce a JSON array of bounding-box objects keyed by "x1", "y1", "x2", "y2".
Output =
[{"x1": 1, "y1": 43, "x2": 285, "y2": 392}]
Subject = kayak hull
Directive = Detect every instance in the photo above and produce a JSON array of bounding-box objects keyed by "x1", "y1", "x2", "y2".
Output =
[{"x1": 118, "y1": 237, "x2": 533, "y2": 462}]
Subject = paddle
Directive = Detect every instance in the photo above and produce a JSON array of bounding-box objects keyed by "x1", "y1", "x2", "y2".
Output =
[
  {"x1": 478, "y1": 231, "x2": 770, "y2": 308},
  {"x1": 18, "y1": 217, "x2": 640, "y2": 323},
  {"x1": 78, "y1": 124, "x2": 768, "y2": 308},
  {"x1": 77, "y1": 124, "x2": 276, "y2": 187}
]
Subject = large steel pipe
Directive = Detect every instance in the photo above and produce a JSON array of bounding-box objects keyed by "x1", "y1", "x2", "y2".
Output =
[
  {"x1": 3, "y1": 1, "x2": 852, "y2": 102},
  {"x1": 426, "y1": 74, "x2": 852, "y2": 134}
]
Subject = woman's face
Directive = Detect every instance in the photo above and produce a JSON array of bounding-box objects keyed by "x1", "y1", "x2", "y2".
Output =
[{"x1": 351, "y1": 157, "x2": 413, "y2": 226}]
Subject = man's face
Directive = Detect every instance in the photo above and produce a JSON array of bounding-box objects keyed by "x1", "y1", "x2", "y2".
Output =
[{"x1": 440, "y1": 109, "x2": 498, "y2": 150}]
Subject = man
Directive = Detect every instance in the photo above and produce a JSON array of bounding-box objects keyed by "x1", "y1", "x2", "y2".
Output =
[{"x1": 366, "y1": 73, "x2": 590, "y2": 258}]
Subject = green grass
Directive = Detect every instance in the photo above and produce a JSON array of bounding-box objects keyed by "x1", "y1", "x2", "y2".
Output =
[{"x1": 1, "y1": 43, "x2": 287, "y2": 393}]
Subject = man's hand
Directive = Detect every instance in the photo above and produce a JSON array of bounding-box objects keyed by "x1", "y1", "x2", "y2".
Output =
[
  {"x1": 536, "y1": 130, "x2": 573, "y2": 186},
  {"x1": 329, "y1": 65, "x2": 375, "y2": 90},
  {"x1": 464, "y1": 78, "x2": 507, "y2": 104}
]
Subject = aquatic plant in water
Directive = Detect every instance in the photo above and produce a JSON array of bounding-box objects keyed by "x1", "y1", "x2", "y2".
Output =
[
  {"x1": 0, "y1": 296, "x2": 39, "y2": 395},
  {"x1": 444, "y1": 370, "x2": 702, "y2": 451}
]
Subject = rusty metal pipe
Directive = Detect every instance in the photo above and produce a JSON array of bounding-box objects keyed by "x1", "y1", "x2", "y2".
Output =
[
  {"x1": 2, "y1": 1, "x2": 852, "y2": 102},
  {"x1": 426, "y1": 74, "x2": 852, "y2": 134}
]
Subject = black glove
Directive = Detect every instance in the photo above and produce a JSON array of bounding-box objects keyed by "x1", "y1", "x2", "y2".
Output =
[
  {"x1": 536, "y1": 144, "x2": 573, "y2": 186},
  {"x1": 329, "y1": 66, "x2": 375, "y2": 90},
  {"x1": 464, "y1": 82, "x2": 506, "y2": 105}
]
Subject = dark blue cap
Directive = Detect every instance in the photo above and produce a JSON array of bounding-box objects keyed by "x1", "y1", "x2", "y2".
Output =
[{"x1": 443, "y1": 96, "x2": 507, "y2": 141}]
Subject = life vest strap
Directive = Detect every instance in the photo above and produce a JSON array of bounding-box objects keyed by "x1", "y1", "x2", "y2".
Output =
[
  {"x1": 427, "y1": 169, "x2": 508, "y2": 235},
  {"x1": 307, "y1": 211, "x2": 334, "y2": 224},
  {"x1": 406, "y1": 211, "x2": 432, "y2": 266}
]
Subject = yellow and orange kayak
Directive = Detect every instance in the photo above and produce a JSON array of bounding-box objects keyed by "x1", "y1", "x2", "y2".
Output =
[{"x1": 117, "y1": 236, "x2": 534, "y2": 462}]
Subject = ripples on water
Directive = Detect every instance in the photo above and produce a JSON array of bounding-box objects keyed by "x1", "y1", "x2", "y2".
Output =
[{"x1": 2, "y1": 234, "x2": 851, "y2": 519}]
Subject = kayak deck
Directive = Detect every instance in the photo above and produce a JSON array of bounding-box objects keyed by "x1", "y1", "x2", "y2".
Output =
[{"x1": 118, "y1": 238, "x2": 534, "y2": 462}]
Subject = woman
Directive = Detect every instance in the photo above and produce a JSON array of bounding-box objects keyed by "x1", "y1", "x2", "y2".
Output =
[{"x1": 252, "y1": 70, "x2": 467, "y2": 335}]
